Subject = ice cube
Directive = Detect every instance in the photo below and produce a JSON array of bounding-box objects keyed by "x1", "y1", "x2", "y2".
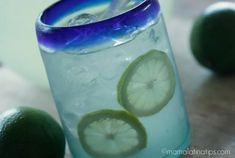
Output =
[
  {"x1": 66, "y1": 13, "x2": 97, "y2": 26},
  {"x1": 125, "y1": 0, "x2": 143, "y2": 10},
  {"x1": 149, "y1": 29, "x2": 159, "y2": 43},
  {"x1": 102, "y1": 0, "x2": 141, "y2": 19}
]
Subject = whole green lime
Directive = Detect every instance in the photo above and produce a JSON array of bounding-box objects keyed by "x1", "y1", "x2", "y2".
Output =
[
  {"x1": 190, "y1": 2, "x2": 235, "y2": 74},
  {"x1": 0, "y1": 107, "x2": 65, "y2": 158}
]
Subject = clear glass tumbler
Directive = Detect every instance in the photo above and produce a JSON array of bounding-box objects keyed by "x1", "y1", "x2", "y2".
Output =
[{"x1": 36, "y1": 0, "x2": 191, "y2": 158}]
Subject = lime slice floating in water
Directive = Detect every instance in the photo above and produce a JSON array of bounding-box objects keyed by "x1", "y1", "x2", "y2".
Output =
[
  {"x1": 77, "y1": 110, "x2": 147, "y2": 158},
  {"x1": 117, "y1": 49, "x2": 176, "y2": 117}
]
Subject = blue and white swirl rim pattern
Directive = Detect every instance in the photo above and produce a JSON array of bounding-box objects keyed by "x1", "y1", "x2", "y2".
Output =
[{"x1": 36, "y1": 0, "x2": 160, "y2": 52}]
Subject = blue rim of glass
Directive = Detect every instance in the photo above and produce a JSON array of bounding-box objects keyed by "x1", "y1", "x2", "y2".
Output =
[{"x1": 36, "y1": 0, "x2": 160, "y2": 52}]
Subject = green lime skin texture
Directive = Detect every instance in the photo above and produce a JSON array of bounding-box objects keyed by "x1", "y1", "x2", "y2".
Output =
[
  {"x1": 117, "y1": 49, "x2": 176, "y2": 117},
  {"x1": 0, "y1": 107, "x2": 65, "y2": 158},
  {"x1": 190, "y1": 2, "x2": 235, "y2": 74},
  {"x1": 77, "y1": 110, "x2": 147, "y2": 158}
]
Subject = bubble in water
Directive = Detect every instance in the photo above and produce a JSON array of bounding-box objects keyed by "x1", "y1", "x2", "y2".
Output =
[{"x1": 66, "y1": 13, "x2": 97, "y2": 26}]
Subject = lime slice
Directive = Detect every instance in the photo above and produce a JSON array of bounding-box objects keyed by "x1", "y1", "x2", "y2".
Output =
[
  {"x1": 77, "y1": 110, "x2": 147, "y2": 158},
  {"x1": 118, "y1": 49, "x2": 176, "y2": 116}
]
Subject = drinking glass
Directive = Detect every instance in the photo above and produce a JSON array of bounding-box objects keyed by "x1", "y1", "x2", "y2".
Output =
[{"x1": 36, "y1": 0, "x2": 191, "y2": 157}]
